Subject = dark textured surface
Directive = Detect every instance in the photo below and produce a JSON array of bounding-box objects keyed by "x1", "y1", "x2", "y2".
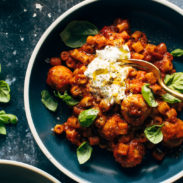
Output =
[{"x1": 0, "y1": 0, "x2": 183, "y2": 183}]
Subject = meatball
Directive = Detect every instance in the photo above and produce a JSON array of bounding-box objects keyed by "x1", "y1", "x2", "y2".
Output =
[
  {"x1": 162, "y1": 119, "x2": 183, "y2": 147},
  {"x1": 101, "y1": 114, "x2": 128, "y2": 140},
  {"x1": 121, "y1": 94, "x2": 151, "y2": 126},
  {"x1": 46, "y1": 65, "x2": 72, "y2": 92},
  {"x1": 113, "y1": 140, "x2": 145, "y2": 168}
]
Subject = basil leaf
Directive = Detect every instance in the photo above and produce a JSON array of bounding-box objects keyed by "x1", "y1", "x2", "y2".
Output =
[
  {"x1": 141, "y1": 84, "x2": 158, "y2": 107},
  {"x1": 164, "y1": 72, "x2": 183, "y2": 93},
  {"x1": 60, "y1": 21, "x2": 98, "y2": 48},
  {"x1": 171, "y1": 49, "x2": 183, "y2": 57},
  {"x1": 0, "y1": 110, "x2": 5, "y2": 115},
  {"x1": 162, "y1": 93, "x2": 181, "y2": 104},
  {"x1": 78, "y1": 108, "x2": 99, "y2": 127},
  {"x1": 0, "y1": 114, "x2": 18, "y2": 124},
  {"x1": 41, "y1": 90, "x2": 58, "y2": 112},
  {"x1": 54, "y1": 91, "x2": 79, "y2": 106},
  {"x1": 144, "y1": 124, "x2": 164, "y2": 144},
  {"x1": 164, "y1": 74, "x2": 174, "y2": 86},
  {"x1": 77, "y1": 141, "x2": 93, "y2": 164},
  {"x1": 0, "y1": 80, "x2": 10, "y2": 103},
  {"x1": 0, "y1": 123, "x2": 6, "y2": 135}
]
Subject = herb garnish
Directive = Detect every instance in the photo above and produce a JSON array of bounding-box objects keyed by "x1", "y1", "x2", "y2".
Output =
[{"x1": 60, "y1": 21, "x2": 98, "y2": 48}]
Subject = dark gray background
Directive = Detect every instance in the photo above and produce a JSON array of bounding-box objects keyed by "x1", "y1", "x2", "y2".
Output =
[{"x1": 0, "y1": 0, "x2": 182, "y2": 183}]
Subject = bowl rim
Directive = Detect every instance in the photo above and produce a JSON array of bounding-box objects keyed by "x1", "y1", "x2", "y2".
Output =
[
  {"x1": 0, "y1": 160, "x2": 60, "y2": 183},
  {"x1": 24, "y1": 0, "x2": 183, "y2": 183}
]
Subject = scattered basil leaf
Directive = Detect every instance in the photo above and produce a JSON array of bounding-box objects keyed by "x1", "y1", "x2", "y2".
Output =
[
  {"x1": 77, "y1": 141, "x2": 93, "y2": 164},
  {"x1": 60, "y1": 20, "x2": 98, "y2": 48},
  {"x1": 0, "y1": 110, "x2": 18, "y2": 124},
  {"x1": 141, "y1": 84, "x2": 158, "y2": 107},
  {"x1": 144, "y1": 124, "x2": 164, "y2": 144},
  {"x1": 171, "y1": 49, "x2": 183, "y2": 57},
  {"x1": 162, "y1": 93, "x2": 181, "y2": 104},
  {"x1": 0, "y1": 80, "x2": 10, "y2": 103},
  {"x1": 0, "y1": 110, "x2": 5, "y2": 115},
  {"x1": 78, "y1": 108, "x2": 99, "y2": 127},
  {"x1": 41, "y1": 90, "x2": 58, "y2": 112},
  {"x1": 54, "y1": 91, "x2": 79, "y2": 106},
  {"x1": 164, "y1": 72, "x2": 183, "y2": 93},
  {"x1": 0, "y1": 123, "x2": 6, "y2": 135}
]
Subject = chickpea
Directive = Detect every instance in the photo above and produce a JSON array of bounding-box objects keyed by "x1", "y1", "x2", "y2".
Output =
[
  {"x1": 70, "y1": 85, "x2": 82, "y2": 97},
  {"x1": 75, "y1": 74, "x2": 87, "y2": 85},
  {"x1": 79, "y1": 96, "x2": 93, "y2": 108},
  {"x1": 99, "y1": 99, "x2": 111, "y2": 112}
]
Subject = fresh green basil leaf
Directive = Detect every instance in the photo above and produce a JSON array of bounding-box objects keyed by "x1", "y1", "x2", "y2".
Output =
[
  {"x1": 41, "y1": 90, "x2": 58, "y2": 112},
  {"x1": 54, "y1": 91, "x2": 79, "y2": 106},
  {"x1": 162, "y1": 93, "x2": 181, "y2": 104},
  {"x1": 0, "y1": 110, "x2": 6, "y2": 115},
  {"x1": 0, "y1": 113, "x2": 18, "y2": 124},
  {"x1": 164, "y1": 72, "x2": 183, "y2": 93},
  {"x1": 144, "y1": 124, "x2": 164, "y2": 144},
  {"x1": 171, "y1": 49, "x2": 183, "y2": 57},
  {"x1": 0, "y1": 123, "x2": 6, "y2": 135},
  {"x1": 78, "y1": 108, "x2": 99, "y2": 127},
  {"x1": 77, "y1": 141, "x2": 93, "y2": 164},
  {"x1": 0, "y1": 80, "x2": 10, "y2": 103},
  {"x1": 60, "y1": 20, "x2": 98, "y2": 48},
  {"x1": 141, "y1": 84, "x2": 158, "y2": 107},
  {"x1": 164, "y1": 74, "x2": 173, "y2": 86}
]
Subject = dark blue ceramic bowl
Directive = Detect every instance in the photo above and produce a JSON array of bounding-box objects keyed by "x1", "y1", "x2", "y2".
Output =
[
  {"x1": 24, "y1": 0, "x2": 183, "y2": 182},
  {"x1": 0, "y1": 160, "x2": 60, "y2": 183}
]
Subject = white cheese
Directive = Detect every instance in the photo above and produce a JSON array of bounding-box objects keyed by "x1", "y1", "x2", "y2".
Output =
[{"x1": 84, "y1": 45, "x2": 132, "y2": 104}]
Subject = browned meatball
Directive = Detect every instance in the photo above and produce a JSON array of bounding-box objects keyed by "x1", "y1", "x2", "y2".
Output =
[
  {"x1": 121, "y1": 94, "x2": 151, "y2": 126},
  {"x1": 113, "y1": 140, "x2": 145, "y2": 168},
  {"x1": 46, "y1": 65, "x2": 72, "y2": 92},
  {"x1": 101, "y1": 114, "x2": 128, "y2": 140},
  {"x1": 162, "y1": 119, "x2": 183, "y2": 147}
]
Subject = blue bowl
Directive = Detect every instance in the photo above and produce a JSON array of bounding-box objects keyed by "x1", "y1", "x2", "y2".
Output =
[
  {"x1": 24, "y1": 0, "x2": 183, "y2": 182},
  {"x1": 0, "y1": 160, "x2": 60, "y2": 183}
]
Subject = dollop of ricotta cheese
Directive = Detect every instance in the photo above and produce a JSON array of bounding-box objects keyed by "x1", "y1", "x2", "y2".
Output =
[{"x1": 84, "y1": 45, "x2": 132, "y2": 104}]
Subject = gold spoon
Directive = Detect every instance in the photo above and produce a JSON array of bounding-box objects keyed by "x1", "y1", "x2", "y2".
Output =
[{"x1": 120, "y1": 59, "x2": 183, "y2": 101}]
